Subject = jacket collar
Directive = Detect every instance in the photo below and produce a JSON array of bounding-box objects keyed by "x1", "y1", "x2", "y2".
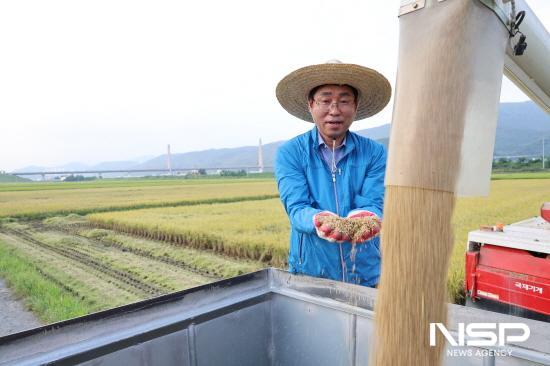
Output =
[
  {"x1": 317, "y1": 130, "x2": 347, "y2": 149},
  {"x1": 310, "y1": 125, "x2": 356, "y2": 154}
]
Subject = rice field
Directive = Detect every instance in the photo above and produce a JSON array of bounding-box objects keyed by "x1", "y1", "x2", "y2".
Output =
[
  {"x1": 0, "y1": 218, "x2": 263, "y2": 323},
  {"x1": 0, "y1": 174, "x2": 548, "y2": 326},
  {"x1": 0, "y1": 178, "x2": 277, "y2": 218},
  {"x1": 88, "y1": 178, "x2": 550, "y2": 303},
  {"x1": 88, "y1": 198, "x2": 290, "y2": 266}
]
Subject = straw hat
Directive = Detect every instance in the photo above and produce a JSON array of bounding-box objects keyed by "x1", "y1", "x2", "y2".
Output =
[{"x1": 276, "y1": 60, "x2": 391, "y2": 122}]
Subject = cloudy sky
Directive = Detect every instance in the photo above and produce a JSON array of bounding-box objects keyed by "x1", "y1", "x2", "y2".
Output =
[{"x1": 1, "y1": 0, "x2": 549, "y2": 171}]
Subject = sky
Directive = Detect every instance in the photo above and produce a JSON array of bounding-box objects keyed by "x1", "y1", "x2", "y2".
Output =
[{"x1": 0, "y1": 0, "x2": 549, "y2": 171}]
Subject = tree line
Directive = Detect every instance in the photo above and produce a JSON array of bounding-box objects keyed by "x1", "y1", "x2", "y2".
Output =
[{"x1": 493, "y1": 157, "x2": 548, "y2": 171}]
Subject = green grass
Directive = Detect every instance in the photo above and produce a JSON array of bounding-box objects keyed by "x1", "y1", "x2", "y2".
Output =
[
  {"x1": 491, "y1": 171, "x2": 550, "y2": 180},
  {"x1": 0, "y1": 176, "x2": 274, "y2": 192},
  {"x1": 0, "y1": 240, "x2": 91, "y2": 323}
]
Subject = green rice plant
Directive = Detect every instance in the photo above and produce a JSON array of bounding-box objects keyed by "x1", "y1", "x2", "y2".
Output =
[{"x1": 491, "y1": 171, "x2": 550, "y2": 180}]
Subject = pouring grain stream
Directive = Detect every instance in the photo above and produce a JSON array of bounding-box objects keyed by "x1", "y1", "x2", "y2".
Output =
[{"x1": 371, "y1": 0, "x2": 508, "y2": 364}]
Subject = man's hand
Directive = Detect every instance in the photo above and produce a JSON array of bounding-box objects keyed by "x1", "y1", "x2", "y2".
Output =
[
  {"x1": 346, "y1": 210, "x2": 381, "y2": 244},
  {"x1": 313, "y1": 211, "x2": 349, "y2": 243},
  {"x1": 314, "y1": 211, "x2": 380, "y2": 244}
]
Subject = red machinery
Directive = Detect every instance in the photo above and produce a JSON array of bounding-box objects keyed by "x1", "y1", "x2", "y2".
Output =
[{"x1": 465, "y1": 203, "x2": 550, "y2": 322}]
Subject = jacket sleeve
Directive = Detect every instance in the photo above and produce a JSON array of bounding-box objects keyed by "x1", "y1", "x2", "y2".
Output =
[
  {"x1": 275, "y1": 143, "x2": 322, "y2": 234},
  {"x1": 351, "y1": 143, "x2": 387, "y2": 218}
]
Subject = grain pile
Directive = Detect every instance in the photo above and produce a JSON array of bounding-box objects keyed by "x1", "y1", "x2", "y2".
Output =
[{"x1": 315, "y1": 215, "x2": 380, "y2": 243}]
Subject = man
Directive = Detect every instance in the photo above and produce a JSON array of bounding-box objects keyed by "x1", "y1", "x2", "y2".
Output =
[{"x1": 274, "y1": 60, "x2": 391, "y2": 286}]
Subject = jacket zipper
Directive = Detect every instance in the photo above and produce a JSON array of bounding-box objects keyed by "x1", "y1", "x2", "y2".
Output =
[
  {"x1": 331, "y1": 140, "x2": 340, "y2": 216},
  {"x1": 331, "y1": 140, "x2": 346, "y2": 283},
  {"x1": 298, "y1": 233, "x2": 304, "y2": 265},
  {"x1": 315, "y1": 138, "x2": 347, "y2": 282}
]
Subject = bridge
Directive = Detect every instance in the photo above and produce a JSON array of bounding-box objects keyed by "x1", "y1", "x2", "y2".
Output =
[{"x1": 11, "y1": 166, "x2": 273, "y2": 180}]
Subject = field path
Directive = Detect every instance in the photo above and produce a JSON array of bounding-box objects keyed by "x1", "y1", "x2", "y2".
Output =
[{"x1": 0, "y1": 278, "x2": 42, "y2": 337}]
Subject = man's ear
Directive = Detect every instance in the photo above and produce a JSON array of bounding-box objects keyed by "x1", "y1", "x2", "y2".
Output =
[{"x1": 307, "y1": 99, "x2": 314, "y2": 113}]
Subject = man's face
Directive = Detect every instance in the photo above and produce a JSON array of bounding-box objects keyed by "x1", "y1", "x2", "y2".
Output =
[{"x1": 308, "y1": 84, "x2": 358, "y2": 142}]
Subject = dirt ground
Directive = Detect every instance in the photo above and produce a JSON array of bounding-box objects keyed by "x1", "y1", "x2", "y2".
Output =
[{"x1": 0, "y1": 279, "x2": 41, "y2": 337}]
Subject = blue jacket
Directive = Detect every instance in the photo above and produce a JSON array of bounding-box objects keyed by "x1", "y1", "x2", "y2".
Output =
[{"x1": 275, "y1": 126, "x2": 386, "y2": 286}]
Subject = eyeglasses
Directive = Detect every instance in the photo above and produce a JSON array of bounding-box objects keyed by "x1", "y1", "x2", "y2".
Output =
[{"x1": 313, "y1": 99, "x2": 356, "y2": 112}]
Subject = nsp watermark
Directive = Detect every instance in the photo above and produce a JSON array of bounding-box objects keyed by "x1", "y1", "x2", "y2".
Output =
[{"x1": 429, "y1": 322, "x2": 530, "y2": 347}]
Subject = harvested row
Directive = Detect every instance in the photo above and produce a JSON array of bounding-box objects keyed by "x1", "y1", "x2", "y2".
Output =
[
  {"x1": 0, "y1": 218, "x2": 227, "y2": 323},
  {"x1": 0, "y1": 233, "x2": 141, "y2": 322},
  {"x1": 14, "y1": 223, "x2": 217, "y2": 294},
  {"x1": 88, "y1": 198, "x2": 290, "y2": 267},
  {"x1": 41, "y1": 219, "x2": 263, "y2": 279},
  {"x1": 36, "y1": 230, "x2": 215, "y2": 292},
  {"x1": 0, "y1": 179, "x2": 278, "y2": 218},
  {"x1": 2, "y1": 226, "x2": 165, "y2": 298}
]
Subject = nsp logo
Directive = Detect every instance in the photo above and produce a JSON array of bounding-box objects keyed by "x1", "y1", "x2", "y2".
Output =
[{"x1": 429, "y1": 323, "x2": 530, "y2": 347}]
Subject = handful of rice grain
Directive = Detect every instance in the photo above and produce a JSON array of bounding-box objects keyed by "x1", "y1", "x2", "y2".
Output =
[{"x1": 317, "y1": 215, "x2": 380, "y2": 242}]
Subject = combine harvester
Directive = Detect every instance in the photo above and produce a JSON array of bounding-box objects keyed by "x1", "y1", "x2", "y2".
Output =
[
  {"x1": 465, "y1": 203, "x2": 550, "y2": 322},
  {"x1": 1, "y1": 0, "x2": 549, "y2": 365}
]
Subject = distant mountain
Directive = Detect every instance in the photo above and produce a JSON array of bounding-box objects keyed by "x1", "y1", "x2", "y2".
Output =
[
  {"x1": 10, "y1": 102, "x2": 549, "y2": 175},
  {"x1": 135, "y1": 141, "x2": 285, "y2": 170},
  {"x1": 13, "y1": 165, "x2": 51, "y2": 173},
  {"x1": 497, "y1": 102, "x2": 549, "y2": 131},
  {"x1": 354, "y1": 101, "x2": 549, "y2": 157},
  {"x1": 90, "y1": 161, "x2": 142, "y2": 171},
  {"x1": 132, "y1": 155, "x2": 156, "y2": 164},
  {"x1": 13, "y1": 164, "x2": 89, "y2": 173},
  {"x1": 14, "y1": 159, "x2": 145, "y2": 173},
  {"x1": 139, "y1": 102, "x2": 547, "y2": 170},
  {"x1": 355, "y1": 124, "x2": 391, "y2": 140},
  {"x1": 132, "y1": 131, "x2": 391, "y2": 171},
  {"x1": 60, "y1": 162, "x2": 90, "y2": 171},
  {"x1": 0, "y1": 173, "x2": 31, "y2": 182},
  {"x1": 493, "y1": 102, "x2": 550, "y2": 157}
]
